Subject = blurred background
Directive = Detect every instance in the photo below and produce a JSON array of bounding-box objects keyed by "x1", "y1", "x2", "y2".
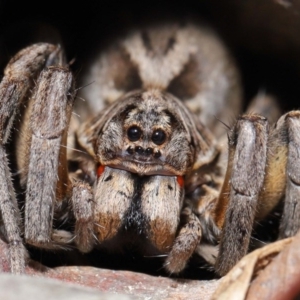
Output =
[
  {"x1": 1, "y1": 0, "x2": 300, "y2": 110},
  {"x1": 0, "y1": 0, "x2": 300, "y2": 111}
]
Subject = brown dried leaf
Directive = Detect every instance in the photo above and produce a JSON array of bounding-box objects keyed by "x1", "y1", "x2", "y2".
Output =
[
  {"x1": 247, "y1": 230, "x2": 300, "y2": 300},
  {"x1": 211, "y1": 238, "x2": 293, "y2": 300}
]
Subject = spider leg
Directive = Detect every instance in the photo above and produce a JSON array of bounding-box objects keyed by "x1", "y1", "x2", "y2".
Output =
[
  {"x1": 214, "y1": 114, "x2": 268, "y2": 276},
  {"x1": 0, "y1": 147, "x2": 27, "y2": 273},
  {"x1": 71, "y1": 181, "x2": 94, "y2": 252},
  {"x1": 258, "y1": 111, "x2": 300, "y2": 239},
  {"x1": 278, "y1": 112, "x2": 300, "y2": 238},
  {"x1": 21, "y1": 64, "x2": 75, "y2": 248},
  {"x1": 164, "y1": 206, "x2": 201, "y2": 274},
  {"x1": 0, "y1": 44, "x2": 60, "y2": 273}
]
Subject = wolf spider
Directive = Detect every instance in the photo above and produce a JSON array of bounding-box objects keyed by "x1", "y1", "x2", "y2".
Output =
[{"x1": 0, "y1": 23, "x2": 299, "y2": 276}]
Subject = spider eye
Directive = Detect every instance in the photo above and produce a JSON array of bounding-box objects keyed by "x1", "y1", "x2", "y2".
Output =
[
  {"x1": 151, "y1": 129, "x2": 166, "y2": 145},
  {"x1": 127, "y1": 126, "x2": 142, "y2": 141}
]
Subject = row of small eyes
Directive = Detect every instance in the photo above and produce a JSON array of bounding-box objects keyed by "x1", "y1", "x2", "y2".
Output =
[{"x1": 127, "y1": 126, "x2": 166, "y2": 145}]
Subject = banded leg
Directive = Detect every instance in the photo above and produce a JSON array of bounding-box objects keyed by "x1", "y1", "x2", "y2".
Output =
[
  {"x1": 0, "y1": 44, "x2": 59, "y2": 273},
  {"x1": 23, "y1": 66, "x2": 75, "y2": 248},
  {"x1": 215, "y1": 115, "x2": 268, "y2": 276}
]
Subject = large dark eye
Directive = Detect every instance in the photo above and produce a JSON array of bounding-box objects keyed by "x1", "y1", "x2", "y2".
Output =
[
  {"x1": 127, "y1": 126, "x2": 142, "y2": 141},
  {"x1": 151, "y1": 129, "x2": 166, "y2": 145}
]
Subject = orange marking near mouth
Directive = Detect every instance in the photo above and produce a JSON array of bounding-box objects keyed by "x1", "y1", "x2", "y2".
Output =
[
  {"x1": 97, "y1": 165, "x2": 105, "y2": 178},
  {"x1": 177, "y1": 176, "x2": 184, "y2": 188}
]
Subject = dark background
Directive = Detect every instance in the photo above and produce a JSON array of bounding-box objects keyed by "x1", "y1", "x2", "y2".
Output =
[{"x1": 1, "y1": 0, "x2": 300, "y2": 110}]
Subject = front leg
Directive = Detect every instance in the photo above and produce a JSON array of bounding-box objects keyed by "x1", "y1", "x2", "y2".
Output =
[
  {"x1": 215, "y1": 115, "x2": 268, "y2": 276},
  {"x1": 0, "y1": 44, "x2": 59, "y2": 273},
  {"x1": 23, "y1": 65, "x2": 75, "y2": 248}
]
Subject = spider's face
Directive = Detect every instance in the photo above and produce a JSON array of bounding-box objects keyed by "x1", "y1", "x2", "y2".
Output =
[{"x1": 95, "y1": 89, "x2": 195, "y2": 176}]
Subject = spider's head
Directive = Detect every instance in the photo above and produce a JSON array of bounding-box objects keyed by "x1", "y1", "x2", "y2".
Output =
[{"x1": 94, "y1": 89, "x2": 197, "y2": 176}]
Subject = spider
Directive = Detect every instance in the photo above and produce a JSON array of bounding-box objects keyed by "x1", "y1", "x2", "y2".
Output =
[{"x1": 0, "y1": 22, "x2": 298, "y2": 276}]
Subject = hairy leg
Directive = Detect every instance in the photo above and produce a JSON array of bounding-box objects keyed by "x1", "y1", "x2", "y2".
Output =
[
  {"x1": 0, "y1": 44, "x2": 60, "y2": 272},
  {"x1": 165, "y1": 206, "x2": 201, "y2": 274},
  {"x1": 215, "y1": 114, "x2": 268, "y2": 276},
  {"x1": 23, "y1": 65, "x2": 75, "y2": 248}
]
